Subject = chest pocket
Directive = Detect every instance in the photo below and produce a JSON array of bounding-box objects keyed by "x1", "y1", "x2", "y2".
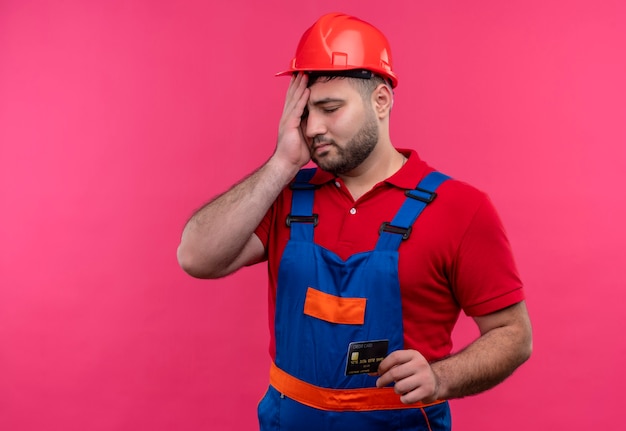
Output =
[{"x1": 303, "y1": 287, "x2": 366, "y2": 325}]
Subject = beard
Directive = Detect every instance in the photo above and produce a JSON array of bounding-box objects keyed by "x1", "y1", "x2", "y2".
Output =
[{"x1": 310, "y1": 112, "x2": 379, "y2": 176}]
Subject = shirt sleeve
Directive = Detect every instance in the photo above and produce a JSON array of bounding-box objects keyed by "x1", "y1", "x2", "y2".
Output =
[{"x1": 451, "y1": 194, "x2": 525, "y2": 317}]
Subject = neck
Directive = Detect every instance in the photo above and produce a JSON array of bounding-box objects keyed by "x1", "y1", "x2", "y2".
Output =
[{"x1": 339, "y1": 142, "x2": 406, "y2": 201}]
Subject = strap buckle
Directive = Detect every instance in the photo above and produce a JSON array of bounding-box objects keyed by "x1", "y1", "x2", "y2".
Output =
[
  {"x1": 405, "y1": 187, "x2": 437, "y2": 203},
  {"x1": 286, "y1": 214, "x2": 319, "y2": 227},
  {"x1": 290, "y1": 183, "x2": 317, "y2": 190},
  {"x1": 379, "y1": 222, "x2": 412, "y2": 240}
]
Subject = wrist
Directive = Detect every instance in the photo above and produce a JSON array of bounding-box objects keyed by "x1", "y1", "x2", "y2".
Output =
[
  {"x1": 430, "y1": 362, "x2": 448, "y2": 400},
  {"x1": 267, "y1": 153, "x2": 304, "y2": 176}
]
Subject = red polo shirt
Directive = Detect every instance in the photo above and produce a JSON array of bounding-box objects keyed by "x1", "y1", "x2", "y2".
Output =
[{"x1": 254, "y1": 149, "x2": 524, "y2": 362}]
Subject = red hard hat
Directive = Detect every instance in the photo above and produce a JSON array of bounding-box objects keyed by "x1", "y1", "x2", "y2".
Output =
[{"x1": 276, "y1": 13, "x2": 398, "y2": 88}]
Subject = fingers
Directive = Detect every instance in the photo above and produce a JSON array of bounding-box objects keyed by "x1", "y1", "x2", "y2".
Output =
[
  {"x1": 282, "y1": 73, "x2": 309, "y2": 121},
  {"x1": 278, "y1": 74, "x2": 309, "y2": 141},
  {"x1": 376, "y1": 349, "x2": 420, "y2": 386},
  {"x1": 274, "y1": 73, "x2": 312, "y2": 167},
  {"x1": 376, "y1": 350, "x2": 439, "y2": 405}
]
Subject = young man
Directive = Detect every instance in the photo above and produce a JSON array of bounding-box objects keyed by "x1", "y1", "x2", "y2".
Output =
[{"x1": 178, "y1": 13, "x2": 532, "y2": 431}]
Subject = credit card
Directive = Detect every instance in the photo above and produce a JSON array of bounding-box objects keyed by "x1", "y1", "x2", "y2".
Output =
[{"x1": 345, "y1": 339, "x2": 389, "y2": 375}]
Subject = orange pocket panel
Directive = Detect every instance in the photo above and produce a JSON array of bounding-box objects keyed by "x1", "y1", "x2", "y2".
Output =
[{"x1": 303, "y1": 287, "x2": 366, "y2": 325}]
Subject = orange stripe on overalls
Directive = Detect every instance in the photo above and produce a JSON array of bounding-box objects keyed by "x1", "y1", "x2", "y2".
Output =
[{"x1": 270, "y1": 362, "x2": 445, "y2": 412}]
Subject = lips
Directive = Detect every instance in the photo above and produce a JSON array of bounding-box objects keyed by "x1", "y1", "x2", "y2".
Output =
[{"x1": 312, "y1": 140, "x2": 334, "y2": 156}]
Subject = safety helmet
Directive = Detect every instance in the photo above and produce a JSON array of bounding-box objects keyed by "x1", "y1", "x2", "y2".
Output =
[{"x1": 276, "y1": 13, "x2": 398, "y2": 88}]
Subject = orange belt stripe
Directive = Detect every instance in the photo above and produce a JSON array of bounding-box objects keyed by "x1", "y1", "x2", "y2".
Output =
[{"x1": 269, "y1": 362, "x2": 445, "y2": 412}]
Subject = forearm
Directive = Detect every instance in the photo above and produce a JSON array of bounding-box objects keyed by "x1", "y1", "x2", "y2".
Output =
[
  {"x1": 178, "y1": 74, "x2": 311, "y2": 279},
  {"x1": 431, "y1": 307, "x2": 533, "y2": 400},
  {"x1": 177, "y1": 156, "x2": 299, "y2": 278}
]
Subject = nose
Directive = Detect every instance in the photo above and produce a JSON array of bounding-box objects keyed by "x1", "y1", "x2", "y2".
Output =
[{"x1": 303, "y1": 110, "x2": 327, "y2": 140}]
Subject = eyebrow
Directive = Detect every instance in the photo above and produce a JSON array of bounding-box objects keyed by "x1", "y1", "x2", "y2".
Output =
[{"x1": 308, "y1": 97, "x2": 344, "y2": 107}]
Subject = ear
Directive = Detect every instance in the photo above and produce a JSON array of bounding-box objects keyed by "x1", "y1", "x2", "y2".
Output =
[{"x1": 371, "y1": 84, "x2": 394, "y2": 119}]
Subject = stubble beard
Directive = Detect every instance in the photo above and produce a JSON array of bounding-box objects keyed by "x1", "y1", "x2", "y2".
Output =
[{"x1": 310, "y1": 113, "x2": 379, "y2": 176}]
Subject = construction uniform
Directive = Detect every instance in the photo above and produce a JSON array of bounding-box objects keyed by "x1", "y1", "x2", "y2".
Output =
[{"x1": 255, "y1": 150, "x2": 524, "y2": 430}]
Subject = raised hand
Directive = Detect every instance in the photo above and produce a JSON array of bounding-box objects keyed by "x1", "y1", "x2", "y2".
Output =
[{"x1": 274, "y1": 73, "x2": 311, "y2": 169}]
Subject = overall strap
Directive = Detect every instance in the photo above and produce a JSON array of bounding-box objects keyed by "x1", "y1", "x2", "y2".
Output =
[
  {"x1": 376, "y1": 171, "x2": 451, "y2": 251},
  {"x1": 286, "y1": 168, "x2": 318, "y2": 241}
]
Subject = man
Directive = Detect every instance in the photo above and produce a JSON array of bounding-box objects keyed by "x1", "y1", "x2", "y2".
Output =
[{"x1": 178, "y1": 13, "x2": 532, "y2": 431}]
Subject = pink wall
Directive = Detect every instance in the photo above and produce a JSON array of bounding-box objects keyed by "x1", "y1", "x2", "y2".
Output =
[{"x1": 1, "y1": 1, "x2": 625, "y2": 429}]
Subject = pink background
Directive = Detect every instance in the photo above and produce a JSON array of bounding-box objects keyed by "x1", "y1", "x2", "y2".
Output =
[{"x1": 1, "y1": 0, "x2": 625, "y2": 429}]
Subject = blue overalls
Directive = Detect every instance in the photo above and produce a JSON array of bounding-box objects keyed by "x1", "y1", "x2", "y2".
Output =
[{"x1": 258, "y1": 169, "x2": 452, "y2": 431}]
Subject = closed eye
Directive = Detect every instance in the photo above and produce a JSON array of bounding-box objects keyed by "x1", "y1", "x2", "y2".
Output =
[
  {"x1": 309, "y1": 97, "x2": 344, "y2": 115},
  {"x1": 323, "y1": 107, "x2": 339, "y2": 113}
]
